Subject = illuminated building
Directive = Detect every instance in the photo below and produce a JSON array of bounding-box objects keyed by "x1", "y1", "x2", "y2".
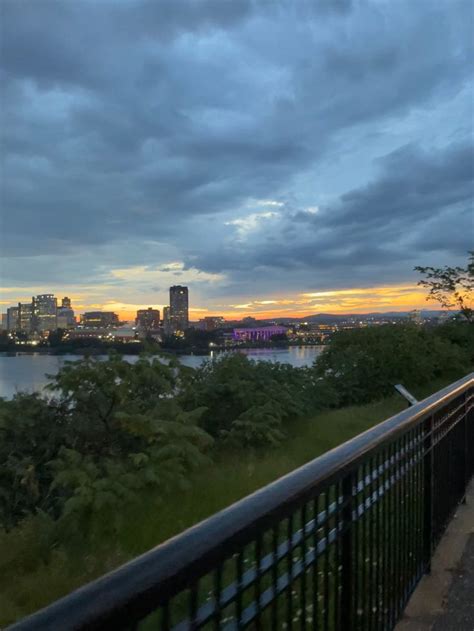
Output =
[
  {"x1": 33, "y1": 294, "x2": 58, "y2": 332},
  {"x1": 18, "y1": 302, "x2": 34, "y2": 332},
  {"x1": 136, "y1": 308, "x2": 160, "y2": 330},
  {"x1": 0, "y1": 314, "x2": 7, "y2": 330},
  {"x1": 7, "y1": 306, "x2": 19, "y2": 331},
  {"x1": 169, "y1": 286, "x2": 189, "y2": 333},
  {"x1": 80, "y1": 311, "x2": 119, "y2": 328},
  {"x1": 232, "y1": 325, "x2": 288, "y2": 342}
]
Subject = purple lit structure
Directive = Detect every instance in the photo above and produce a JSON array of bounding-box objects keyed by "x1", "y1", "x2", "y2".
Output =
[{"x1": 232, "y1": 325, "x2": 288, "y2": 342}]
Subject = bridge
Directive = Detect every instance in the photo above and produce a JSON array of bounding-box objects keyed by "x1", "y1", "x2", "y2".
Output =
[{"x1": 9, "y1": 373, "x2": 474, "y2": 630}]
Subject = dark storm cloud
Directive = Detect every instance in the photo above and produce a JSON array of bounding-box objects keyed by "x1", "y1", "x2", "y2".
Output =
[
  {"x1": 1, "y1": 0, "x2": 472, "y2": 295},
  {"x1": 191, "y1": 139, "x2": 474, "y2": 284}
]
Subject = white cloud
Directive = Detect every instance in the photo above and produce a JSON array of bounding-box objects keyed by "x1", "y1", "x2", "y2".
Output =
[
  {"x1": 254, "y1": 199, "x2": 284, "y2": 207},
  {"x1": 225, "y1": 211, "x2": 279, "y2": 237}
]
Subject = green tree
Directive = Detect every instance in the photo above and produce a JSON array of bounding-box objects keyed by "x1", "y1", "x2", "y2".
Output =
[
  {"x1": 0, "y1": 394, "x2": 67, "y2": 528},
  {"x1": 0, "y1": 355, "x2": 212, "y2": 530},
  {"x1": 314, "y1": 324, "x2": 468, "y2": 405},
  {"x1": 180, "y1": 353, "x2": 334, "y2": 446},
  {"x1": 415, "y1": 251, "x2": 474, "y2": 322}
]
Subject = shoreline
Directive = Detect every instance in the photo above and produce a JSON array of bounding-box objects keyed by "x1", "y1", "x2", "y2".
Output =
[{"x1": 0, "y1": 343, "x2": 325, "y2": 357}]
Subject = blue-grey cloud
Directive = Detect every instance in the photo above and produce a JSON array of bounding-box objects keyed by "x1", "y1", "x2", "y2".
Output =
[{"x1": 1, "y1": 0, "x2": 472, "y2": 305}]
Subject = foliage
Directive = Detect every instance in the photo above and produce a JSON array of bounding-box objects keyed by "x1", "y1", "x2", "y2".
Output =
[
  {"x1": 161, "y1": 329, "x2": 220, "y2": 351},
  {"x1": 0, "y1": 355, "x2": 212, "y2": 531},
  {"x1": 47, "y1": 328, "x2": 66, "y2": 346},
  {"x1": 220, "y1": 400, "x2": 285, "y2": 448},
  {"x1": 434, "y1": 320, "x2": 474, "y2": 363},
  {"x1": 179, "y1": 353, "x2": 336, "y2": 445},
  {"x1": 0, "y1": 394, "x2": 67, "y2": 528},
  {"x1": 0, "y1": 331, "x2": 17, "y2": 351},
  {"x1": 415, "y1": 251, "x2": 474, "y2": 322},
  {"x1": 313, "y1": 323, "x2": 469, "y2": 405},
  {"x1": 269, "y1": 333, "x2": 288, "y2": 344}
]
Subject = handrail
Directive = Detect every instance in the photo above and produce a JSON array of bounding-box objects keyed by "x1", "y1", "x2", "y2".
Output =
[{"x1": 9, "y1": 372, "x2": 474, "y2": 630}]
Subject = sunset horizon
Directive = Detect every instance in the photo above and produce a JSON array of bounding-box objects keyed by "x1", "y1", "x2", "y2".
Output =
[{"x1": 1, "y1": 281, "x2": 446, "y2": 322}]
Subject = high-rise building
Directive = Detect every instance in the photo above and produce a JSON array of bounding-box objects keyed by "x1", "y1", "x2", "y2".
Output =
[
  {"x1": 169, "y1": 286, "x2": 189, "y2": 333},
  {"x1": 57, "y1": 308, "x2": 76, "y2": 329},
  {"x1": 33, "y1": 294, "x2": 57, "y2": 332},
  {"x1": 18, "y1": 302, "x2": 34, "y2": 333},
  {"x1": 7, "y1": 307, "x2": 18, "y2": 331},
  {"x1": 0, "y1": 314, "x2": 7, "y2": 331},
  {"x1": 163, "y1": 306, "x2": 171, "y2": 334},
  {"x1": 57, "y1": 297, "x2": 75, "y2": 329},
  {"x1": 136, "y1": 307, "x2": 160, "y2": 330},
  {"x1": 80, "y1": 311, "x2": 119, "y2": 328}
]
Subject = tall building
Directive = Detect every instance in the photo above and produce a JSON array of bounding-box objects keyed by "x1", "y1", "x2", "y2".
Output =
[
  {"x1": 7, "y1": 307, "x2": 19, "y2": 331},
  {"x1": 169, "y1": 285, "x2": 189, "y2": 333},
  {"x1": 81, "y1": 311, "x2": 119, "y2": 328},
  {"x1": 57, "y1": 296, "x2": 75, "y2": 329},
  {"x1": 136, "y1": 307, "x2": 160, "y2": 330},
  {"x1": 0, "y1": 314, "x2": 7, "y2": 331},
  {"x1": 57, "y1": 308, "x2": 76, "y2": 329},
  {"x1": 18, "y1": 302, "x2": 34, "y2": 333},
  {"x1": 163, "y1": 306, "x2": 171, "y2": 334},
  {"x1": 33, "y1": 294, "x2": 57, "y2": 332}
]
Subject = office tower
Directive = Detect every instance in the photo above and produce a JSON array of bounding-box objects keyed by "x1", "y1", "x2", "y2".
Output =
[
  {"x1": 33, "y1": 294, "x2": 58, "y2": 332},
  {"x1": 18, "y1": 302, "x2": 34, "y2": 333},
  {"x1": 163, "y1": 306, "x2": 171, "y2": 334},
  {"x1": 81, "y1": 311, "x2": 119, "y2": 328},
  {"x1": 57, "y1": 300, "x2": 76, "y2": 329},
  {"x1": 136, "y1": 308, "x2": 160, "y2": 330},
  {"x1": 0, "y1": 314, "x2": 7, "y2": 330},
  {"x1": 7, "y1": 307, "x2": 19, "y2": 331},
  {"x1": 169, "y1": 286, "x2": 189, "y2": 333}
]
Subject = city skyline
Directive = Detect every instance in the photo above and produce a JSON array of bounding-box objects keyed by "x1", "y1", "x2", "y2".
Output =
[
  {"x1": 1, "y1": 2, "x2": 472, "y2": 316},
  {"x1": 1, "y1": 281, "x2": 445, "y2": 322}
]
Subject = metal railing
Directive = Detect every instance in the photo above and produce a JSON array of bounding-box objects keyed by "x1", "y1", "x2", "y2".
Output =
[{"x1": 10, "y1": 373, "x2": 474, "y2": 631}]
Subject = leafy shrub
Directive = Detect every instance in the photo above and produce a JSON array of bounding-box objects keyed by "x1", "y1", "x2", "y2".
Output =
[
  {"x1": 220, "y1": 401, "x2": 285, "y2": 448},
  {"x1": 433, "y1": 320, "x2": 474, "y2": 363},
  {"x1": 179, "y1": 353, "x2": 335, "y2": 446},
  {"x1": 0, "y1": 355, "x2": 212, "y2": 530},
  {"x1": 314, "y1": 323, "x2": 469, "y2": 405}
]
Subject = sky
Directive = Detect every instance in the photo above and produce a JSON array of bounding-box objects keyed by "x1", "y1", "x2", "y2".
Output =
[{"x1": 1, "y1": 0, "x2": 473, "y2": 320}]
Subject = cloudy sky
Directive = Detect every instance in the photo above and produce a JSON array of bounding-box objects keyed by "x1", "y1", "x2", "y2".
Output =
[{"x1": 1, "y1": 0, "x2": 473, "y2": 319}]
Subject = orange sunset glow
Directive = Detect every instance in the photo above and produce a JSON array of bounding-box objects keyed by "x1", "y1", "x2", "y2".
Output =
[{"x1": 1, "y1": 282, "x2": 438, "y2": 322}]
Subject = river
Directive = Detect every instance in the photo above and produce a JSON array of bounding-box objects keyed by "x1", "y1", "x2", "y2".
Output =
[{"x1": 0, "y1": 346, "x2": 323, "y2": 399}]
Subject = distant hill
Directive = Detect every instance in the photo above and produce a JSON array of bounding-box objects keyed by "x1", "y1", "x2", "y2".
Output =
[{"x1": 269, "y1": 310, "x2": 452, "y2": 324}]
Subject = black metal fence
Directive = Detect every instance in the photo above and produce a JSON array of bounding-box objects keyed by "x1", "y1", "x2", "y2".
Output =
[{"x1": 10, "y1": 373, "x2": 474, "y2": 631}]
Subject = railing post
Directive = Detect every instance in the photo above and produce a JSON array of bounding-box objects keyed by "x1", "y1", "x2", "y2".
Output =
[
  {"x1": 423, "y1": 414, "x2": 434, "y2": 573},
  {"x1": 340, "y1": 471, "x2": 355, "y2": 630},
  {"x1": 463, "y1": 391, "x2": 470, "y2": 502}
]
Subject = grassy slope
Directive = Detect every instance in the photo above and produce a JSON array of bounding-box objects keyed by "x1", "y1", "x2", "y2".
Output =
[{"x1": 0, "y1": 377, "x2": 456, "y2": 625}]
